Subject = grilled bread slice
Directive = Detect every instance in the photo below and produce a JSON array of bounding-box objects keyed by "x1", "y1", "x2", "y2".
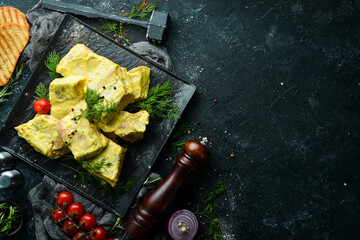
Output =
[{"x1": 0, "y1": 7, "x2": 30, "y2": 86}]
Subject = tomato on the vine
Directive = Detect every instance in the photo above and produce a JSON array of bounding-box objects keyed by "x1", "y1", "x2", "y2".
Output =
[
  {"x1": 62, "y1": 220, "x2": 78, "y2": 237},
  {"x1": 34, "y1": 98, "x2": 51, "y2": 114},
  {"x1": 52, "y1": 208, "x2": 66, "y2": 225},
  {"x1": 79, "y1": 213, "x2": 97, "y2": 231},
  {"x1": 67, "y1": 202, "x2": 85, "y2": 220},
  {"x1": 56, "y1": 191, "x2": 73, "y2": 210},
  {"x1": 89, "y1": 227, "x2": 107, "y2": 240},
  {"x1": 73, "y1": 231, "x2": 88, "y2": 240}
]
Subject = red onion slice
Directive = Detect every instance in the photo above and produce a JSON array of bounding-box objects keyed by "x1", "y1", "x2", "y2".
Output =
[{"x1": 168, "y1": 209, "x2": 199, "y2": 240}]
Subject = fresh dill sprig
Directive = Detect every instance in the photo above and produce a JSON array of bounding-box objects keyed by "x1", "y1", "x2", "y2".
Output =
[
  {"x1": 56, "y1": 155, "x2": 134, "y2": 196},
  {"x1": 170, "y1": 121, "x2": 191, "y2": 151},
  {"x1": 100, "y1": 21, "x2": 131, "y2": 46},
  {"x1": 100, "y1": 0, "x2": 157, "y2": 45},
  {"x1": 56, "y1": 159, "x2": 93, "y2": 184},
  {"x1": 126, "y1": 80, "x2": 180, "y2": 120},
  {"x1": 143, "y1": 176, "x2": 162, "y2": 187},
  {"x1": 194, "y1": 180, "x2": 229, "y2": 240},
  {"x1": 98, "y1": 177, "x2": 134, "y2": 196},
  {"x1": 109, "y1": 217, "x2": 124, "y2": 236},
  {"x1": 127, "y1": 1, "x2": 158, "y2": 21},
  {"x1": 45, "y1": 50, "x2": 62, "y2": 79},
  {"x1": 108, "y1": 217, "x2": 124, "y2": 237},
  {"x1": 78, "y1": 157, "x2": 112, "y2": 174},
  {"x1": 34, "y1": 82, "x2": 49, "y2": 100},
  {"x1": 74, "y1": 88, "x2": 118, "y2": 123},
  {"x1": 0, "y1": 62, "x2": 25, "y2": 103}
]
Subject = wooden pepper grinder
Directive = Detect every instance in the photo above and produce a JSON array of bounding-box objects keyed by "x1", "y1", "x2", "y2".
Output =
[{"x1": 124, "y1": 139, "x2": 210, "y2": 240}]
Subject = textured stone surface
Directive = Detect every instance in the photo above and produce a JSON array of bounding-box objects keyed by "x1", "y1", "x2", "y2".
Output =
[{"x1": 1, "y1": 0, "x2": 359, "y2": 239}]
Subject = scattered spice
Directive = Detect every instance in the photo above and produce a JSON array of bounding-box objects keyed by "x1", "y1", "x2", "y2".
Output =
[
  {"x1": 230, "y1": 154, "x2": 234, "y2": 158},
  {"x1": 213, "y1": 99, "x2": 217, "y2": 103}
]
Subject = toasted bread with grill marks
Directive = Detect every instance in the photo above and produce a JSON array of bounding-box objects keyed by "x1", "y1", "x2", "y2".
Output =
[{"x1": 0, "y1": 7, "x2": 30, "y2": 86}]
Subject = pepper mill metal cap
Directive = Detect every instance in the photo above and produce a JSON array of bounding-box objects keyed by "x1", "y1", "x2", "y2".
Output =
[
  {"x1": 0, "y1": 169, "x2": 22, "y2": 190},
  {"x1": 0, "y1": 151, "x2": 13, "y2": 171}
]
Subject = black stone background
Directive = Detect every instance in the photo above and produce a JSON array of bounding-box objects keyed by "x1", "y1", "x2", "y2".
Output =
[{"x1": 1, "y1": 0, "x2": 359, "y2": 239}]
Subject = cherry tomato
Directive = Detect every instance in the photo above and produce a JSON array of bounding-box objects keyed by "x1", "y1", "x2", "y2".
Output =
[
  {"x1": 62, "y1": 220, "x2": 78, "y2": 237},
  {"x1": 89, "y1": 227, "x2": 107, "y2": 240},
  {"x1": 56, "y1": 191, "x2": 73, "y2": 210},
  {"x1": 67, "y1": 202, "x2": 85, "y2": 220},
  {"x1": 52, "y1": 208, "x2": 66, "y2": 225},
  {"x1": 73, "y1": 231, "x2": 88, "y2": 240},
  {"x1": 34, "y1": 98, "x2": 51, "y2": 114},
  {"x1": 79, "y1": 213, "x2": 97, "y2": 231}
]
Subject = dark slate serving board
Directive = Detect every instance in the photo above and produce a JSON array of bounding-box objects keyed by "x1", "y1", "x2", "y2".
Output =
[{"x1": 0, "y1": 15, "x2": 195, "y2": 217}]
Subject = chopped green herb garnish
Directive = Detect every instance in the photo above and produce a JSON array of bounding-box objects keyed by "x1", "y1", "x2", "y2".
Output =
[
  {"x1": 126, "y1": 80, "x2": 180, "y2": 120},
  {"x1": 0, "y1": 202, "x2": 21, "y2": 235},
  {"x1": 73, "y1": 87, "x2": 118, "y2": 123},
  {"x1": 34, "y1": 82, "x2": 49, "y2": 100},
  {"x1": 0, "y1": 62, "x2": 25, "y2": 103},
  {"x1": 45, "y1": 50, "x2": 62, "y2": 79}
]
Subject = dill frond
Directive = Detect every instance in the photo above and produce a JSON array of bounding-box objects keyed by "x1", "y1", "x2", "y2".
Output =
[
  {"x1": 108, "y1": 217, "x2": 124, "y2": 237},
  {"x1": 126, "y1": 80, "x2": 180, "y2": 120},
  {"x1": 57, "y1": 155, "x2": 133, "y2": 196},
  {"x1": 193, "y1": 180, "x2": 229, "y2": 240},
  {"x1": 0, "y1": 62, "x2": 25, "y2": 103},
  {"x1": 127, "y1": 1, "x2": 158, "y2": 21},
  {"x1": 98, "y1": 177, "x2": 134, "y2": 196},
  {"x1": 79, "y1": 157, "x2": 112, "y2": 174},
  {"x1": 34, "y1": 82, "x2": 49, "y2": 100},
  {"x1": 74, "y1": 88, "x2": 118, "y2": 123},
  {"x1": 170, "y1": 121, "x2": 191, "y2": 151},
  {"x1": 143, "y1": 176, "x2": 162, "y2": 186},
  {"x1": 45, "y1": 50, "x2": 62, "y2": 79},
  {"x1": 100, "y1": 0, "x2": 157, "y2": 45}
]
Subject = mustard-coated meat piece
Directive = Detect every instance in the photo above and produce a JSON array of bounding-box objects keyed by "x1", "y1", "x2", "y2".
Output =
[
  {"x1": 15, "y1": 114, "x2": 70, "y2": 159},
  {"x1": 98, "y1": 110, "x2": 150, "y2": 143},
  {"x1": 56, "y1": 44, "x2": 151, "y2": 123},
  {"x1": 82, "y1": 140, "x2": 126, "y2": 187},
  {"x1": 49, "y1": 75, "x2": 86, "y2": 119},
  {"x1": 128, "y1": 66, "x2": 151, "y2": 102},
  {"x1": 57, "y1": 100, "x2": 109, "y2": 160}
]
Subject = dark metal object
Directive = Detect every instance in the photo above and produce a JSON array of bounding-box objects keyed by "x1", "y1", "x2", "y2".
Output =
[
  {"x1": 0, "y1": 169, "x2": 22, "y2": 189},
  {"x1": 124, "y1": 140, "x2": 210, "y2": 239},
  {"x1": 41, "y1": 0, "x2": 169, "y2": 43},
  {"x1": 0, "y1": 15, "x2": 195, "y2": 218},
  {"x1": 0, "y1": 151, "x2": 13, "y2": 171}
]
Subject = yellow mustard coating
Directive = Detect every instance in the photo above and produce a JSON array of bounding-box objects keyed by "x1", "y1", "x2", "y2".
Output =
[
  {"x1": 15, "y1": 114, "x2": 69, "y2": 159},
  {"x1": 56, "y1": 100, "x2": 109, "y2": 160},
  {"x1": 98, "y1": 110, "x2": 150, "y2": 143},
  {"x1": 49, "y1": 75, "x2": 86, "y2": 119},
  {"x1": 83, "y1": 140, "x2": 127, "y2": 187}
]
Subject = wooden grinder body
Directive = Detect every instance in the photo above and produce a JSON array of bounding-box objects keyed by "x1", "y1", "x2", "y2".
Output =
[{"x1": 124, "y1": 139, "x2": 210, "y2": 239}]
